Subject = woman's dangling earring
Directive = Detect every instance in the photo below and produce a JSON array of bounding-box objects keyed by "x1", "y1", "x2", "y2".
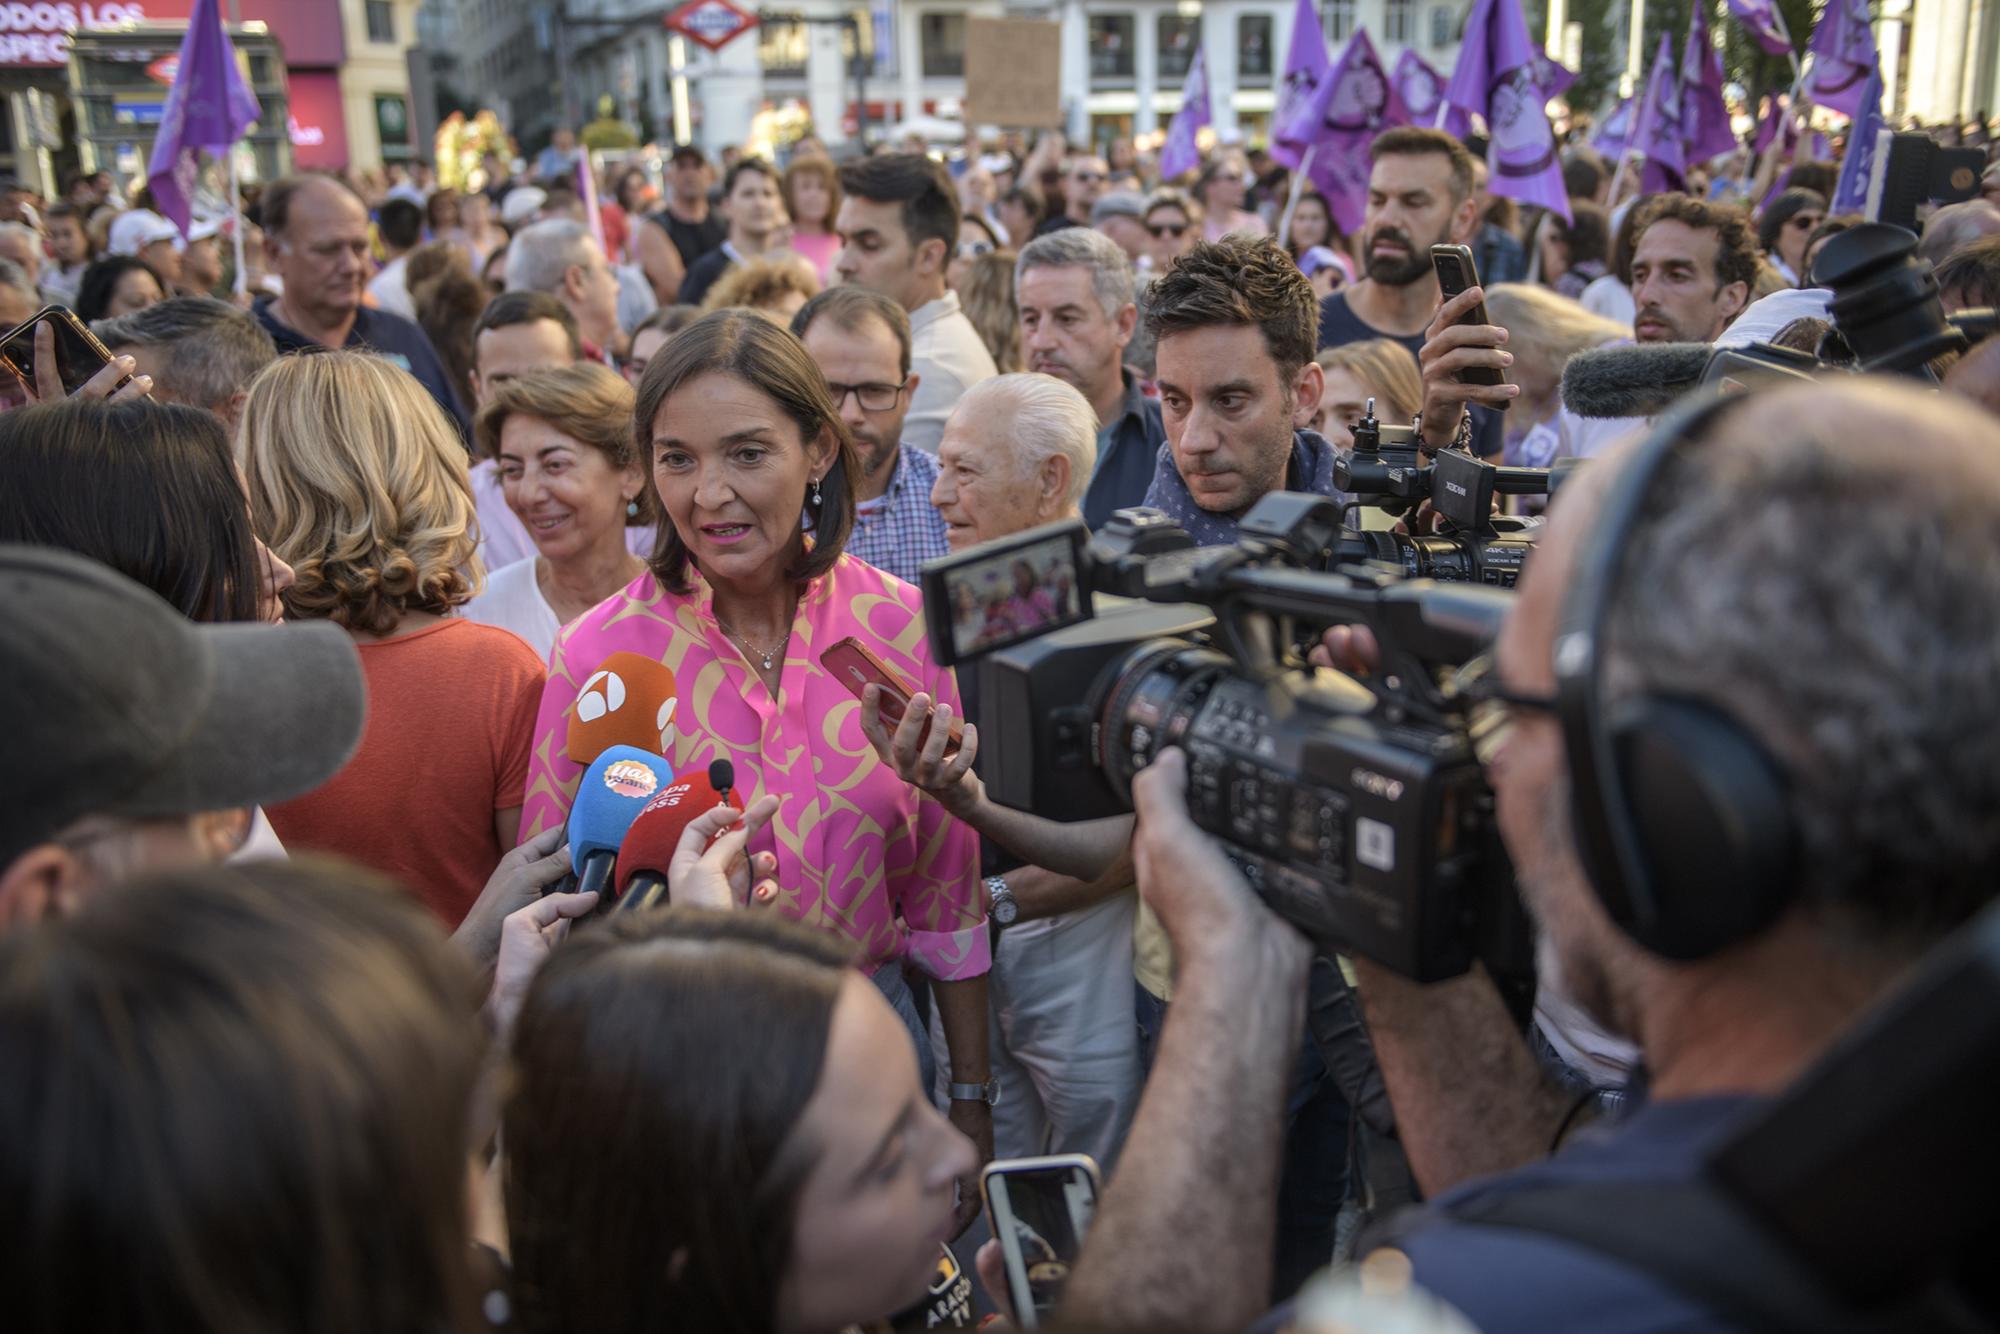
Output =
[
  {"x1": 809, "y1": 476, "x2": 823, "y2": 508},
  {"x1": 626, "y1": 497, "x2": 640, "y2": 518}
]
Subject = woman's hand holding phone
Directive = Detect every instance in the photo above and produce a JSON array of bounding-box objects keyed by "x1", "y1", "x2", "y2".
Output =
[
  {"x1": 10, "y1": 317, "x2": 152, "y2": 405},
  {"x1": 857, "y1": 685, "x2": 983, "y2": 819}
]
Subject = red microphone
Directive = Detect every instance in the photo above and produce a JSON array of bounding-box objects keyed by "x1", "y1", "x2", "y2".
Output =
[{"x1": 610, "y1": 765, "x2": 742, "y2": 915}]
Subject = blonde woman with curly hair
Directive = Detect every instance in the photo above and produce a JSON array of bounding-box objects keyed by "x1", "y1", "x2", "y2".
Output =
[
  {"x1": 698, "y1": 252, "x2": 821, "y2": 322},
  {"x1": 241, "y1": 349, "x2": 546, "y2": 925}
]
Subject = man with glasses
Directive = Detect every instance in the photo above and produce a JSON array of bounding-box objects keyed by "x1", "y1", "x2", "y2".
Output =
[
  {"x1": 1143, "y1": 190, "x2": 1200, "y2": 270},
  {"x1": 1038, "y1": 154, "x2": 1110, "y2": 236},
  {"x1": 793, "y1": 287, "x2": 948, "y2": 584},
  {"x1": 1055, "y1": 376, "x2": 2000, "y2": 1333}
]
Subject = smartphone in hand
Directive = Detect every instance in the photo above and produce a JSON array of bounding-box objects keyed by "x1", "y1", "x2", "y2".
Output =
[
  {"x1": 820, "y1": 636, "x2": 965, "y2": 756},
  {"x1": 983, "y1": 1155, "x2": 1100, "y2": 1329},
  {"x1": 0, "y1": 306, "x2": 129, "y2": 396},
  {"x1": 1429, "y1": 244, "x2": 1510, "y2": 408}
]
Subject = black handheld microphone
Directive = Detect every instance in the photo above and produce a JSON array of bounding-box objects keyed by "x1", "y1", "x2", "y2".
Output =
[{"x1": 709, "y1": 757, "x2": 735, "y2": 807}]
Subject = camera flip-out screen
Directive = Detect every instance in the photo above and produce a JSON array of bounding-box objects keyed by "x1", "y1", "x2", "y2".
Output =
[{"x1": 921, "y1": 521, "x2": 1095, "y2": 666}]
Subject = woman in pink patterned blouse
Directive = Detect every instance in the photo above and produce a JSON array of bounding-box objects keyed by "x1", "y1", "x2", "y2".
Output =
[{"x1": 522, "y1": 310, "x2": 994, "y2": 1227}]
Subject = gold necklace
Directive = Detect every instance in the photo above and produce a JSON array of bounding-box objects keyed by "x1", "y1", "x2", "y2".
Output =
[{"x1": 718, "y1": 619, "x2": 787, "y2": 672}]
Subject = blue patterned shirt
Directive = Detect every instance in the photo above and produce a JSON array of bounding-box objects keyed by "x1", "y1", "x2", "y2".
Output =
[{"x1": 846, "y1": 444, "x2": 951, "y2": 586}]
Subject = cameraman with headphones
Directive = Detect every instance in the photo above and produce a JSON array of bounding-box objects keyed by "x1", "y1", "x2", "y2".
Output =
[{"x1": 1053, "y1": 376, "x2": 2000, "y2": 1333}]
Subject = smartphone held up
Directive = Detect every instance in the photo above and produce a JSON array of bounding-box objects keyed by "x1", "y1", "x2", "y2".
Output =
[
  {"x1": 0, "y1": 306, "x2": 130, "y2": 398},
  {"x1": 982, "y1": 1155, "x2": 1100, "y2": 1330},
  {"x1": 1429, "y1": 244, "x2": 1510, "y2": 408}
]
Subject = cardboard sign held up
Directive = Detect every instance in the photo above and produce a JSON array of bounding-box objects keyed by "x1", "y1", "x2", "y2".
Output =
[{"x1": 965, "y1": 17, "x2": 1063, "y2": 129}]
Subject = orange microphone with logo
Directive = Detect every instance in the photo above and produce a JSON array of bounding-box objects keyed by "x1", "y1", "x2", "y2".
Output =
[{"x1": 564, "y1": 651, "x2": 681, "y2": 765}]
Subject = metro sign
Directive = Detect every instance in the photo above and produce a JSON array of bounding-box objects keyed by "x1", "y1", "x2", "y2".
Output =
[{"x1": 663, "y1": 0, "x2": 758, "y2": 52}]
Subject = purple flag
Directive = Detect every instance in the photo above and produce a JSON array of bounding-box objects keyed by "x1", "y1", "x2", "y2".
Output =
[
  {"x1": 1271, "y1": 0, "x2": 1332, "y2": 167},
  {"x1": 1830, "y1": 65, "x2": 1883, "y2": 213},
  {"x1": 1532, "y1": 49, "x2": 1578, "y2": 100},
  {"x1": 1593, "y1": 97, "x2": 1635, "y2": 158},
  {"x1": 1299, "y1": 28, "x2": 1408, "y2": 232},
  {"x1": 1681, "y1": 2, "x2": 1738, "y2": 165},
  {"x1": 1727, "y1": 0, "x2": 1794, "y2": 57},
  {"x1": 1805, "y1": 0, "x2": 1877, "y2": 119},
  {"x1": 1390, "y1": 48, "x2": 1471, "y2": 137},
  {"x1": 1752, "y1": 93, "x2": 1795, "y2": 154},
  {"x1": 1442, "y1": 0, "x2": 1572, "y2": 220},
  {"x1": 1159, "y1": 45, "x2": 1212, "y2": 181},
  {"x1": 1629, "y1": 33, "x2": 1687, "y2": 192},
  {"x1": 146, "y1": 0, "x2": 261, "y2": 238}
]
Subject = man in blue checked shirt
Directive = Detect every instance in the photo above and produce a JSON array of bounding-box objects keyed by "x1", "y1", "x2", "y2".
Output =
[{"x1": 793, "y1": 288, "x2": 950, "y2": 586}]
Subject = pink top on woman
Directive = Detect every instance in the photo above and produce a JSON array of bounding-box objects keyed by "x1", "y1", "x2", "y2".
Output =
[{"x1": 522, "y1": 552, "x2": 990, "y2": 981}]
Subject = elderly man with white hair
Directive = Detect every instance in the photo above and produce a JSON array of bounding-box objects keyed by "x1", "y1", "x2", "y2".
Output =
[
  {"x1": 505, "y1": 218, "x2": 625, "y2": 362},
  {"x1": 923, "y1": 371, "x2": 1146, "y2": 1171}
]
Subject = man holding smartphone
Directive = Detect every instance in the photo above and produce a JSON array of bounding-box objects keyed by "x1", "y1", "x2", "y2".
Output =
[{"x1": 1316, "y1": 128, "x2": 1508, "y2": 460}]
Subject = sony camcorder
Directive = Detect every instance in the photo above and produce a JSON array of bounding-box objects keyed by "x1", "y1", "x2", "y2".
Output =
[
  {"x1": 920, "y1": 494, "x2": 1530, "y2": 982},
  {"x1": 1332, "y1": 403, "x2": 1569, "y2": 588}
]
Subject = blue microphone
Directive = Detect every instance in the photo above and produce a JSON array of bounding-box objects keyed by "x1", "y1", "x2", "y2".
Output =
[{"x1": 564, "y1": 745, "x2": 674, "y2": 899}]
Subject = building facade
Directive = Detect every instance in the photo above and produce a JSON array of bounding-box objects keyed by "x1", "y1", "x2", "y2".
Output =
[{"x1": 457, "y1": 0, "x2": 1472, "y2": 156}]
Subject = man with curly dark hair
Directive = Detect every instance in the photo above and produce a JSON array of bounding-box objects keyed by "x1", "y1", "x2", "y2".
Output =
[{"x1": 1138, "y1": 235, "x2": 1348, "y2": 547}]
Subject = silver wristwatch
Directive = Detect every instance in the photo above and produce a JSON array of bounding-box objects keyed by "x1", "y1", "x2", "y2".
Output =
[
  {"x1": 948, "y1": 1076, "x2": 1002, "y2": 1107},
  {"x1": 986, "y1": 874, "x2": 1019, "y2": 929}
]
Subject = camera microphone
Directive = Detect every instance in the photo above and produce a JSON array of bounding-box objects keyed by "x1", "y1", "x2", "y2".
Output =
[
  {"x1": 1560, "y1": 342, "x2": 1714, "y2": 419},
  {"x1": 563, "y1": 745, "x2": 674, "y2": 900},
  {"x1": 610, "y1": 769, "x2": 742, "y2": 914}
]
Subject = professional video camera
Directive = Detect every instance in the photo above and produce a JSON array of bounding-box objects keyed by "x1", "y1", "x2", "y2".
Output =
[
  {"x1": 1331, "y1": 401, "x2": 1571, "y2": 588},
  {"x1": 920, "y1": 494, "x2": 1530, "y2": 982}
]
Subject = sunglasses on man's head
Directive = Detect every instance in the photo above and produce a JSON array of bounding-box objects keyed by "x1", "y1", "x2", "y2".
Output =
[{"x1": 1148, "y1": 221, "x2": 1187, "y2": 238}]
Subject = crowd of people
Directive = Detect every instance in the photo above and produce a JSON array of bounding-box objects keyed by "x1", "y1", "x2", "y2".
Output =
[{"x1": 3, "y1": 99, "x2": 1999, "y2": 1334}]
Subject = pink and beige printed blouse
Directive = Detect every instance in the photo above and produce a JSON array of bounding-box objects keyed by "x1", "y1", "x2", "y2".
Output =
[{"x1": 522, "y1": 553, "x2": 990, "y2": 981}]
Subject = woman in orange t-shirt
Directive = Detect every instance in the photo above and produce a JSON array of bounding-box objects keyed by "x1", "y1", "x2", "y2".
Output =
[{"x1": 242, "y1": 350, "x2": 546, "y2": 925}]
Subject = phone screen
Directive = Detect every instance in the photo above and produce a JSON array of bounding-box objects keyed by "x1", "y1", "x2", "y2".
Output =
[
  {"x1": 989, "y1": 1161, "x2": 1097, "y2": 1327},
  {"x1": 0, "y1": 308, "x2": 116, "y2": 395}
]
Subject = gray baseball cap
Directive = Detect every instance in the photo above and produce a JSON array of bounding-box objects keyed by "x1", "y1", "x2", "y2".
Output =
[
  {"x1": 0, "y1": 545, "x2": 366, "y2": 868},
  {"x1": 1091, "y1": 191, "x2": 1147, "y2": 225}
]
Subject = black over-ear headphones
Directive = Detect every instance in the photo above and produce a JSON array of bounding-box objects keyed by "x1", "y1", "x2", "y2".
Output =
[{"x1": 1550, "y1": 390, "x2": 1798, "y2": 960}]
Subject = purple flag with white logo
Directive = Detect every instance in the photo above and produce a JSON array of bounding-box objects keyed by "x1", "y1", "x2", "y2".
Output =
[
  {"x1": 1532, "y1": 48, "x2": 1578, "y2": 100},
  {"x1": 1158, "y1": 45, "x2": 1212, "y2": 181},
  {"x1": 1727, "y1": 0, "x2": 1794, "y2": 57},
  {"x1": 1271, "y1": 0, "x2": 1332, "y2": 167},
  {"x1": 1682, "y1": 2, "x2": 1738, "y2": 165},
  {"x1": 1629, "y1": 33, "x2": 1687, "y2": 192},
  {"x1": 1831, "y1": 66, "x2": 1883, "y2": 212},
  {"x1": 1299, "y1": 27, "x2": 1409, "y2": 232},
  {"x1": 1805, "y1": 0, "x2": 1877, "y2": 119},
  {"x1": 1390, "y1": 48, "x2": 1470, "y2": 137},
  {"x1": 1442, "y1": 0, "x2": 1572, "y2": 220},
  {"x1": 146, "y1": 0, "x2": 262, "y2": 237},
  {"x1": 1593, "y1": 96, "x2": 1635, "y2": 158}
]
